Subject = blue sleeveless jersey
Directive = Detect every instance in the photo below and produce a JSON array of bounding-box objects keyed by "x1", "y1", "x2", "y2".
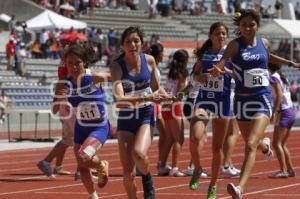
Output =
[
  {"x1": 117, "y1": 53, "x2": 155, "y2": 134},
  {"x1": 198, "y1": 47, "x2": 232, "y2": 99},
  {"x1": 118, "y1": 53, "x2": 152, "y2": 104},
  {"x1": 231, "y1": 36, "x2": 270, "y2": 95},
  {"x1": 66, "y1": 70, "x2": 107, "y2": 123}
]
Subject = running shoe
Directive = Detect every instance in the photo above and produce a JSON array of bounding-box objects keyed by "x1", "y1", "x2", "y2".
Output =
[
  {"x1": 262, "y1": 137, "x2": 273, "y2": 161},
  {"x1": 287, "y1": 169, "x2": 296, "y2": 177},
  {"x1": 169, "y1": 167, "x2": 186, "y2": 177},
  {"x1": 231, "y1": 166, "x2": 241, "y2": 174},
  {"x1": 74, "y1": 171, "x2": 81, "y2": 181},
  {"x1": 97, "y1": 160, "x2": 109, "y2": 188},
  {"x1": 269, "y1": 171, "x2": 289, "y2": 178},
  {"x1": 207, "y1": 186, "x2": 216, "y2": 199},
  {"x1": 185, "y1": 166, "x2": 208, "y2": 178},
  {"x1": 142, "y1": 174, "x2": 155, "y2": 199},
  {"x1": 189, "y1": 170, "x2": 202, "y2": 190},
  {"x1": 88, "y1": 195, "x2": 98, "y2": 199},
  {"x1": 37, "y1": 160, "x2": 55, "y2": 179},
  {"x1": 157, "y1": 163, "x2": 171, "y2": 176},
  {"x1": 227, "y1": 183, "x2": 243, "y2": 199},
  {"x1": 221, "y1": 166, "x2": 239, "y2": 177},
  {"x1": 54, "y1": 166, "x2": 71, "y2": 175}
]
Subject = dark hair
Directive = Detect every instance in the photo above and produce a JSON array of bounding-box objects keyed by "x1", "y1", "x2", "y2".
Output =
[
  {"x1": 64, "y1": 43, "x2": 98, "y2": 68},
  {"x1": 233, "y1": 9, "x2": 260, "y2": 36},
  {"x1": 194, "y1": 22, "x2": 228, "y2": 60},
  {"x1": 149, "y1": 43, "x2": 164, "y2": 60},
  {"x1": 269, "y1": 63, "x2": 289, "y2": 85},
  {"x1": 121, "y1": 26, "x2": 144, "y2": 45},
  {"x1": 168, "y1": 49, "x2": 189, "y2": 80}
]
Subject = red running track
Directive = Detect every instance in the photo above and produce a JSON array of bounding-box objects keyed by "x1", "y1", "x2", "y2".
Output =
[{"x1": 0, "y1": 131, "x2": 300, "y2": 199}]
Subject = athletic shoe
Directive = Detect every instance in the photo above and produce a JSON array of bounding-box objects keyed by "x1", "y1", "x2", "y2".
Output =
[
  {"x1": 142, "y1": 174, "x2": 155, "y2": 199},
  {"x1": 88, "y1": 195, "x2": 98, "y2": 199},
  {"x1": 221, "y1": 166, "x2": 239, "y2": 177},
  {"x1": 269, "y1": 171, "x2": 289, "y2": 178},
  {"x1": 207, "y1": 186, "x2": 216, "y2": 199},
  {"x1": 97, "y1": 160, "x2": 109, "y2": 188},
  {"x1": 54, "y1": 166, "x2": 71, "y2": 175},
  {"x1": 189, "y1": 170, "x2": 202, "y2": 190},
  {"x1": 287, "y1": 169, "x2": 296, "y2": 177},
  {"x1": 37, "y1": 160, "x2": 55, "y2": 179},
  {"x1": 227, "y1": 183, "x2": 243, "y2": 199},
  {"x1": 262, "y1": 137, "x2": 273, "y2": 161},
  {"x1": 169, "y1": 167, "x2": 186, "y2": 177},
  {"x1": 231, "y1": 166, "x2": 241, "y2": 174},
  {"x1": 74, "y1": 171, "x2": 81, "y2": 181},
  {"x1": 185, "y1": 166, "x2": 208, "y2": 178},
  {"x1": 157, "y1": 163, "x2": 171, "y2": 176}
]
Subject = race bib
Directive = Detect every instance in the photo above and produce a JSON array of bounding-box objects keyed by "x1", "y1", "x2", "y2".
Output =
[
  {"x1": 244, "y1": 68, "x2": 269, "y2": 88},
  {"x1": 201, "y1": 75, "x2": 224, "y2": 92},
  {"x1": 76, "y1": 102, "x2": 101, "y2": 120}
]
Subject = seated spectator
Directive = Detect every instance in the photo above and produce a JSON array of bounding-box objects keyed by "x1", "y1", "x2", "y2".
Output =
[{"x1": 31, "y1": 39, "x2": 42, "y2": 58}]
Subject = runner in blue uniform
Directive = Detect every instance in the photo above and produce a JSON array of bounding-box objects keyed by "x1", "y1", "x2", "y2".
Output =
[
  {"x1": 110, "y1": 26, "x2": 172, "y2": 199},
  {"x1": 210, "y1": 9, "x2": 300, "y2": 199},
  {"x1": 53, "y1": 44, "x2": 111, "y2": 199},
  {"x1": 189, "y1": 22, "x2": 233, "y2": 199}
]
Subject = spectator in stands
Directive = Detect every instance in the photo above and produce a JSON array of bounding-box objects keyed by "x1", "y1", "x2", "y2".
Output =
[
  {"x1": 39, "y1": 28, "x2": 49, "y2": 58},
  {"x1": 275, "y1": 0, "x2": 283, "y2": 18},
  {"x1": 107, "y1": 28, "x2": 116, "y2": 47},
  {"x1": 96, "y1": 28, "x2": 105, "y2": 61},
  {"x1": 0, "y1": 89, "x2": 9, "y2": 125},
  {"x1": 158, "y1": 0, "x2": 170, "y2": 17},
  {"x1": 6, "y1": 37, "x2": 15, "y2": 71},
  {"x1": 295, "y1": 2, "x2": 300, "y2": 20},
  {"x1": 15, "y1": 42, "x2": 27, "y2": 76},
  {"x1": 31, "y1": 38, "x2": 42, "y2": 58}
]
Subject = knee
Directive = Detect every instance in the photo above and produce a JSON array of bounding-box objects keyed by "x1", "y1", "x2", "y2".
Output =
[
  {"x1": 246, "y1": 139, "x2": 260, "y2": 152},
  {"x1": 132, "y1": 149, "x2": 146, "y2": 162},
  {"x1": 272, "y1": 140, "x2": 281, "y2": 149}
]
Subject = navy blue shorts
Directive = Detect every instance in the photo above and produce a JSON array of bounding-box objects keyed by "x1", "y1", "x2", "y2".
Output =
[
  {"x1": 195, "y1": 93, "x2": 232, "y2": 118},
  {"x1": 117, "y1": 105, "x2": 155, "y2": 135},
  {"x1": 74, "y1": 120, "x2": 109, "y2": 145},
  {"x1": 234, "y1": 93, "x2": 272, "y2": 121}
]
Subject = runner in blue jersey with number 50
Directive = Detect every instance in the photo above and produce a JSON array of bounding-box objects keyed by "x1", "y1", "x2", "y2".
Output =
[{"x1": 209, "y1": 9, "x2": 300, "y2": 199}]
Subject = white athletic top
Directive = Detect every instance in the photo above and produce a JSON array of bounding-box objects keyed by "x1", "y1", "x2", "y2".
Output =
[{"x1": 270, "y1": 72, "x2": 293, "y2": 110}]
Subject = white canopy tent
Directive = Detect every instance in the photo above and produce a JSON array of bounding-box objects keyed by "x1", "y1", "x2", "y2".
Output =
[
  {"x1": 26, "y1": 10, "x2": 87, "y2": 32},
  {"x1": 259, "y1": 19, "x2": 300, "y2": 60}
]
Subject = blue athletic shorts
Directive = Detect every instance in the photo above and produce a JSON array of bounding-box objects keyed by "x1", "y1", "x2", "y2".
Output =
[
  {"x1": 117, "y1": 105, "x2": 155, "y2": 135},
  {"x1": 234, "y1": 93, "x2": 272, "y2": 121},
  {"x1": 74, "y1": 120, "x2": 109, "y2": 145},
  {"x1": 195, "y1": 92, "x2": 232, "y2": 118}
]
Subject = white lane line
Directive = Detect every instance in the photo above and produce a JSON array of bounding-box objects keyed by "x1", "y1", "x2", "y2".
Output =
[
  {"x1": 0, "y1": 178, "x2": 123, "y2": 196},
  {"x1": 218, "y1": 182, "x2": 300, "y2": 199}
]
